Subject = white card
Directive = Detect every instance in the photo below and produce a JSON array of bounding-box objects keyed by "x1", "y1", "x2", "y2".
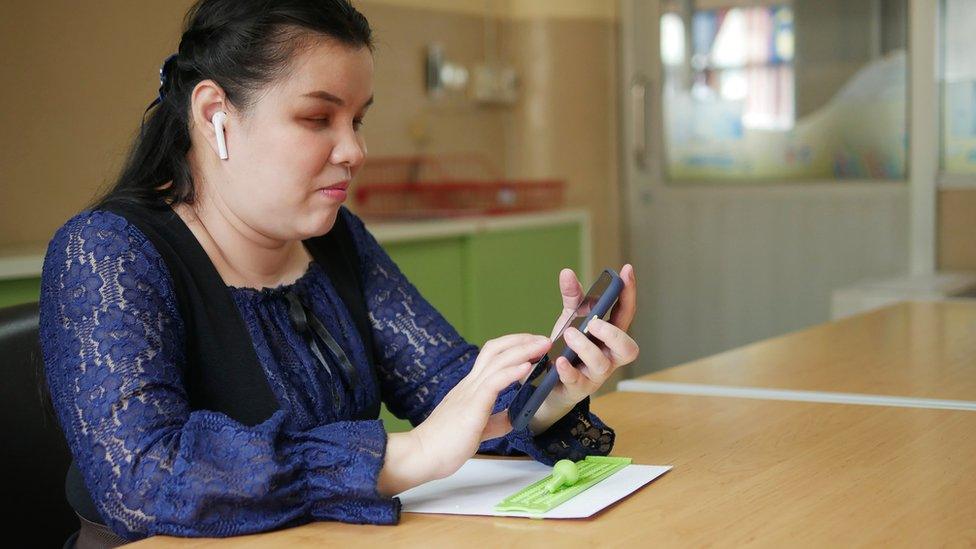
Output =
[{"x1": 397, "y1": 458, "x2": 671, "y2": 519}]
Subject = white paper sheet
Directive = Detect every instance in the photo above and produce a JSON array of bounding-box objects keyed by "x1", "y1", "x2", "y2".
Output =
[{"x1": 397, "y1": 458, "x2": 671, "y2": 519}]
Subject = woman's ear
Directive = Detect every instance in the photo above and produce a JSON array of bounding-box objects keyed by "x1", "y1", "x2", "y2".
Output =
[{"x1": 190, "y1": 80, "x2": 232, "y2": 160}]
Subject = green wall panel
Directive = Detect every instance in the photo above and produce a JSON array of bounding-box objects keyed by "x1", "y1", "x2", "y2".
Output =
[
  {"x1": 381, "y1": 237, "x2": 467, "y2": 338},
  {"x1": 463, "y1": 223, "x2": 581, "y2": 345},
  {"x1": 0, "y1": 277, "x2": 41, "y2": 308}
]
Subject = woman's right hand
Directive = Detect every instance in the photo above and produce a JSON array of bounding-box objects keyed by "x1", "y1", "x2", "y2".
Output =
[{"x1": 377, "y1": 334, "x2": 551, "y2": 496}]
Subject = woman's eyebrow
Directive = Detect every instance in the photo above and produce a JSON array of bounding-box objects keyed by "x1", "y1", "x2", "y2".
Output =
[{"x1": 302, "y1": 90, "x2": 374, "y2": 109}]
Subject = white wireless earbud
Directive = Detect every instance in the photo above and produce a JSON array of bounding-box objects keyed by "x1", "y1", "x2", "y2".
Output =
[{"x1": 211, "y1": 111, "x2": 228, "y2": 160}]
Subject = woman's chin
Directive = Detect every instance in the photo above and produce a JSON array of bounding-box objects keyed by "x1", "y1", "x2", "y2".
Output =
[{"x1": 299, "y1": 208, "x2": 341, "y2": 238}]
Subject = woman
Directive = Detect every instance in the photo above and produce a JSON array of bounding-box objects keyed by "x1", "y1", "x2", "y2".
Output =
[{"x1": 39, "y1": 0, "x2": 639, "y2": 544}]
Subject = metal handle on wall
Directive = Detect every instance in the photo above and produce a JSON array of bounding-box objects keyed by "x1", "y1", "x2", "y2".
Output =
[{"x1": 630, "y1": 74, "x2": 650, "y2": 171}]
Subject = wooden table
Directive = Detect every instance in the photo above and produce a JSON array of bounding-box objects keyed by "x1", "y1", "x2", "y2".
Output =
[
  {"x1": 130, "y1": 391, "x2": 976, "y2": 548},
  {"x1": 622, "y1": 301, "x2": 976, "y2": 406}
]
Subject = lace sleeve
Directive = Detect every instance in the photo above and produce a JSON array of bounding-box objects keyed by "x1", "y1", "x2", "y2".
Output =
[
  {"x1": 344, "y1": 210, "x2": 615, "y2": 465},
  {"x1": 39, "y1": 211, "x2": 398, "y2": 541}
]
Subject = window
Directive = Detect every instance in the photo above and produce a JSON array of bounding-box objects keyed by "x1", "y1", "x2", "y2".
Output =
[
  {"x1": 661, "y1": 0, "x2": 908, "y2": 182},
  {"x1": 941, "y1": 0, "x2": 976, "y2": 176}
]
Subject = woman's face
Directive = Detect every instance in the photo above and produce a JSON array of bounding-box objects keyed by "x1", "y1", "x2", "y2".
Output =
[{"x1": 209, "y1": 37, "x2": 374, "y2": 242}]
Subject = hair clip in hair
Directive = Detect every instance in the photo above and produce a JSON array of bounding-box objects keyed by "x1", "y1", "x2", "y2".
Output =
[
  {"x1": 157, "y1": 53, "x2": 179, "y2": 102},
  {"x1": 142, "y1": 54, "x2": 178, "y2": 125},
  {"x1": 143, "y1": 54, "x2": 178, "y2": 116}
]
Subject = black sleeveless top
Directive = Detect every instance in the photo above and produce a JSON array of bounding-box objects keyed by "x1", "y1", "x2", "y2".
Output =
[{"x1": 66, "y1": 201, "x2": 377, "y2": 523}]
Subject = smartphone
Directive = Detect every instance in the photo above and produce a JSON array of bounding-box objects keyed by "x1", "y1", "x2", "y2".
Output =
[{"x1": 507, "y1": 268, "x2": 624, "y2": 431}]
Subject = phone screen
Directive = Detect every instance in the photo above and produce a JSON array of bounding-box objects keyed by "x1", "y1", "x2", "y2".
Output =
[{"x1": 522, "y1": 271, "x2": 614, "y2": 388}]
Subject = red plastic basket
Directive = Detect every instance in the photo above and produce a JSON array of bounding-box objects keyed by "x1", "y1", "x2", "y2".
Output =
[{"x1": 353, "y1": 155, "x2": 565, "y2": 219}]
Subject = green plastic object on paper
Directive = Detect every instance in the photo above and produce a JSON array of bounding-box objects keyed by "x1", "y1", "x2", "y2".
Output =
[
  {"x1": 545, "y1": 459, "x2": 580, "y2": 493},
  {"x1": 494, "y1": 455, "x2": 632, "y2": 515}
]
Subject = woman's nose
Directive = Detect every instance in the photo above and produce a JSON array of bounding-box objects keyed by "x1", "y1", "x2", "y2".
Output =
[{"x1": 330, "y1": 128, "x2": 366, "y2": 168}]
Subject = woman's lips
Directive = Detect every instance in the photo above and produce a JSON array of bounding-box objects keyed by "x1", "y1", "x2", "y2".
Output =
[{"x1": 318, "y1": 181, "x2": 349, "y2": 202}]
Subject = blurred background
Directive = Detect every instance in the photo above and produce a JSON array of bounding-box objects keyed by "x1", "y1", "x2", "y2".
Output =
[{"x1": 1, "y1": 0, "x2": 974, "y2": 384}]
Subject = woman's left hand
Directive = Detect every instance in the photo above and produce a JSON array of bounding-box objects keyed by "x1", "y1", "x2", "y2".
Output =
[{"x1": 528, "y1": 264, "x2": 640, "y2": 434}]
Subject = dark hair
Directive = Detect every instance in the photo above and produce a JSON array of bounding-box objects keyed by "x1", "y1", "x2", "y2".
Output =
[{"x1": 96, "y1": 0, "x2": 372, "y2": 210}]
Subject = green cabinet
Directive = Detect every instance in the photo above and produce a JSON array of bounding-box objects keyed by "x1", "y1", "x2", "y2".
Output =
[
  {"x1": 463, "y1": 224, "x2": 581, "y2": 343},
  {"x1": 377, "y1": 219, "x2": 584, "y2": 432},
  {"x1": 383, "y1": 237, "x2": 467, "y2": 336},
  {"x1": 0, "y1": 277, "x2": 41, "y2": 308},
  {"x1": 380, "y1": 222, "x2": 583, "y2": 347}
]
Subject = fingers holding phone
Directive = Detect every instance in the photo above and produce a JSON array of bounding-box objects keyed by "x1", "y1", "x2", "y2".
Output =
[
  {"x1": 550, "y1": 268, "x2": 585, "y2": 339},
  {"x1": 551, "y1": 264, "x2": 638, "y2": 339},
  {"x1": 509, "y1": 269, "x2": 625, "y2": 431},
  {"x1": 608, "y1": 263, "x2": 638, "y2": 332},
  {"x1": 561, "y1": 318, "x2": 639, "y2": 387}
]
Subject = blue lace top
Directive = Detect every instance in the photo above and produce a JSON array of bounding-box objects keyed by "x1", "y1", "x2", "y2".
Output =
[{"x1": 39, "y1": 208, "x2": 614, "y2": 541}]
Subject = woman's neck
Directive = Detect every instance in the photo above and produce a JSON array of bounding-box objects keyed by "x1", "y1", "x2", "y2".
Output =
[{"x1": 174, "y1": 186, "x2": 311, "y2": 290}]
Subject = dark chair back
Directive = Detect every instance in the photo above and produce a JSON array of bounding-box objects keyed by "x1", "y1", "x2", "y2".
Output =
[{"x1": 0, "y1": 302, "x2": 78, "y2": 547}]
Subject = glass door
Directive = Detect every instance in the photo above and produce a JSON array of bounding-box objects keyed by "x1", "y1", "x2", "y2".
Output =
[{"x1": 619, "y1": 0, "x2": 911, "y2": 374}]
